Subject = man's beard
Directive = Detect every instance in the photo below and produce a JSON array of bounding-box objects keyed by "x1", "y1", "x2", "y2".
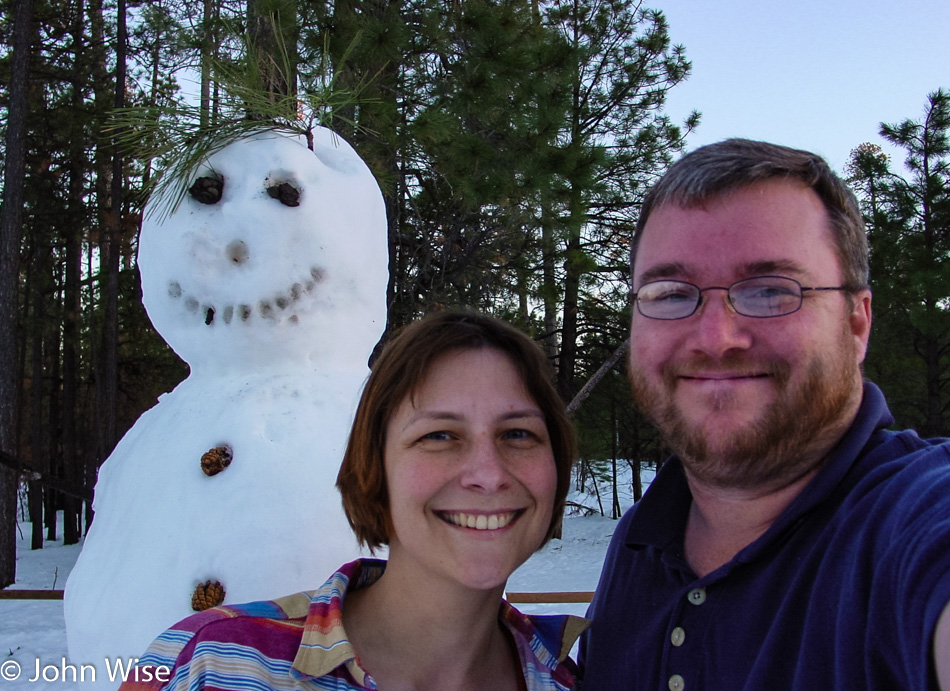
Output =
[{"x1": 629, "y1": 328, "x2": 860, "y2": 492}]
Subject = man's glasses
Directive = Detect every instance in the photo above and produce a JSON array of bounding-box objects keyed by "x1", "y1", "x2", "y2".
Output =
[{"x1": 632, "y1": 275, "x2": 851, "y2": 320}]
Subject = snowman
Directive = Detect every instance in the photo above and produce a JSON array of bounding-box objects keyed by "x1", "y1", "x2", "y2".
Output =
[{"x1": 64, "y1": 128, "x2": 388, "y2": 687}]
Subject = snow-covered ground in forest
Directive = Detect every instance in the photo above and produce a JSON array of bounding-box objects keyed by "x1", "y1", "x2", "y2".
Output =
[{"x1": 0, "y1": 465, "x2": 652, "y2": 689}]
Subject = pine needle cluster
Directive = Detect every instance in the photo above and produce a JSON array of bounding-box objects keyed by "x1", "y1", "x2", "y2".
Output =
[{"x1": 108, "y1": 26, "x2": 372, "y2": 221}]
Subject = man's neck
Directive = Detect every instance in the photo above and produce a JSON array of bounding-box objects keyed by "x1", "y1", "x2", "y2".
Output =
[{"x1": 682, "y1": 467, "x2": 820, "y2": 578}]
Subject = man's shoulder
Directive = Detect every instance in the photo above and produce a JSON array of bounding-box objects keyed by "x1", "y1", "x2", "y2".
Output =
[
  {"x1": 843, "y1": 427, "x2": 950, "y2": 541},
  {"x1": 859, "y1": 426, "x2": 950, "y2": 490},
  {"x1": 874, "y1": 425, "x2": 950, "y2": 457}
]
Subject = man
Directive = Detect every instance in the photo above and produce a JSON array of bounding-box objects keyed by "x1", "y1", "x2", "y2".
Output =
[{"x1": 580, "y1": 138, "x2": 950, "y2": 690}]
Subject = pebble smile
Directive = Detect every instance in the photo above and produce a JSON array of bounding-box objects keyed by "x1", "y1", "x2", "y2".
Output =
[
  {"x1": 438, "y1": 511, "x2": 520, "y2": 531},
  {"x1": 168, "y1": 266, "x2": 326, "y2": 326}
]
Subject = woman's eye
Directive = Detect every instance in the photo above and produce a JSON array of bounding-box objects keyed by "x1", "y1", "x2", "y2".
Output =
[
  {"x1": 504, "y1": 428, "x2": 546, "y2": 446},
  {"x1": 420, "y1": 431, "x2": 452, "y2": 442}
]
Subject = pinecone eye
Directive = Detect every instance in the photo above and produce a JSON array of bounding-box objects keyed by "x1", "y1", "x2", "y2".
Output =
[
  {"x1": 189, "y1": 175, "x2": 224, "y2": 204},
  {"x1": 267, "y1": 181, "x2": 300, "y2": 207}
]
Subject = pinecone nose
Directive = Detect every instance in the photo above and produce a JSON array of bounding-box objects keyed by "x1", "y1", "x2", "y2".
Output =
[{"x1": 226, "y1": 240, "x2": 249, "y2": 265}]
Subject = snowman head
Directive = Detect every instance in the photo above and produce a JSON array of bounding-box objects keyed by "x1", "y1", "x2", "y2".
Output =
[{"x1": 139, "y1": 129, "x2": 388, "y2": 374}]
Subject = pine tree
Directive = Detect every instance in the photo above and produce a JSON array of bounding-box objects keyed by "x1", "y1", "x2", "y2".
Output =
[
  {"x1": 0, "y1": 0, "x2": 36, "y2": 586},
  {"x1": 543, "y1": 0, "x2": 696, "y2": 399},
  {"x1": 848, "y1": 90, "x2": 950, "y2": 436}
]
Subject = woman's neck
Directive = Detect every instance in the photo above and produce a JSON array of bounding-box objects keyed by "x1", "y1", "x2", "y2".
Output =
[{"x1": 342, "y1": 559, "x2": 520, "y2": 691}]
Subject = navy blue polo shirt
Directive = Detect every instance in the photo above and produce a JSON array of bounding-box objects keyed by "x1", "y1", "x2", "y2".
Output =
[{"x1": 579, "y1": 383, "x2": 950, "y2": 690}]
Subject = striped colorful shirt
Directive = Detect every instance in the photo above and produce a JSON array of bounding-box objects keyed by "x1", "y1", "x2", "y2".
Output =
[{"x1": 119, "y1": 558, "x2": 588, "y2": 691}]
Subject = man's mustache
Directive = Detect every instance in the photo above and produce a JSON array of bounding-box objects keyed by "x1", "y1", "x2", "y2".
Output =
[{"x1": 661, "y1": 354, "x2": 792, "y2": 385}]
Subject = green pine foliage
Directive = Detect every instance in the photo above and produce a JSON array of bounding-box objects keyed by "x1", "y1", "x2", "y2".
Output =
[
  {"x1": 3, "y1": 0, "x2": 703, "y2": 547},
  {"x1": 110, "y1": 21, "x2": 371, "y2": 222},
  {"x1": 9, "y1": 0, "x2": 946, "y2": 550},
  {"x1": 848, "y1": 89, "x2": 950, "y2": 436}
]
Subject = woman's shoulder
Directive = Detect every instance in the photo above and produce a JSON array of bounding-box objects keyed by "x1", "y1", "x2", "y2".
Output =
[
  {"x1": 117, "y1": 595, "x2": 312, "y2": 690},
  {"x1": 119, "y1": 560, "x2": 381, "y2": 690},
  {"x1": 161, "y1": 558, "x2": 384, "y2": 650}
]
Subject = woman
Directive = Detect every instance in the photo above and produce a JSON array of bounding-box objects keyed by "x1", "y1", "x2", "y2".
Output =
[{"x1": 122, "y1": 311, "x2": 585, "y2": 690}]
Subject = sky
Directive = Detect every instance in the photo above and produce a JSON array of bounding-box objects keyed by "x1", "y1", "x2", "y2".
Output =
[{"x1": 655, "y1": 0, "x2": 949, "y2": 175}]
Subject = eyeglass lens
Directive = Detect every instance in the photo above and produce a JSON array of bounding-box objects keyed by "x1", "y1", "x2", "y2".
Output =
[{"x1": 636, "y1": 276, "x2": 803, "y2": 319}]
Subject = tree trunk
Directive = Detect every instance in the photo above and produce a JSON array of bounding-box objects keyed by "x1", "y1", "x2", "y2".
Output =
[
  {"x1": 63, "y1": 0, "x2": 86, "y2": 535},
  {"x1": 567, "y1": 338, "x2": 629, "y2": 414},
  {"x1": 557, "y1": 14, "x2": 586, "y2": 401},
  {"x1": 200, "y1": 0, "x2": 214, "y2": 127},
  {"x1": 328, "y1": 0, "x2": 403, "y2": 336},
  {"x1": 45, "y1": 486, "x2": 57, "y2": 542},
  {"x1": 246, "y1": 0, "x2": 298, "y2": 120},
  {"x1": 540, "y1": 219, "x2": 559, "y2": 361},
  {"x1": 0, "y1": 0, "x2": 36, "y2": 588},
  {"x1": 29, "y1": 264, "x2": 46, "y2": 550},
  {"x1": 558, "y1": 230, "x2": 581, "y2": 400},
  {"x1": 610, "y1": 398, "x2": 621, "y2": 519},
  {"x1": 923, "y1": 314, "x2": 943, "y2": 437},
  {"x1": 94, "y1": 0, "x2": 127, "y2": 489},
  {"x1": 87, "y1": 0, "x2": 109, "y2": 474}
]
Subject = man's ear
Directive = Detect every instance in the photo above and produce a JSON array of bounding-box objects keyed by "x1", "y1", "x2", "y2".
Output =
[{"x1": 849, "y1": 289, "x2": 872, "y2": 364}]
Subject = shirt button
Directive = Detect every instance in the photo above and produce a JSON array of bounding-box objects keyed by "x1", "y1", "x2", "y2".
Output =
[
  {"x1": 671, "y1": 626, "x2": 686, "y2": 647},
  {"x1": 687, "y1": 587, "x2": 706, "y2": 605},
  {"x1": 669, "y1": 673, "x2": 685, "y2": 690}
]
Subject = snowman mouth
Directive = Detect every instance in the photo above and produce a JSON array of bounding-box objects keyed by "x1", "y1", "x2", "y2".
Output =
[{"x1": 167, "y1": 266, "x2": 326, "y2": 326}]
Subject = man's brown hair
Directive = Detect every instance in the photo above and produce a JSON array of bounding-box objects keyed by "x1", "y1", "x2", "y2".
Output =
[{"x1": 632, "y1": 138, "x2": 869, "y2": 290}]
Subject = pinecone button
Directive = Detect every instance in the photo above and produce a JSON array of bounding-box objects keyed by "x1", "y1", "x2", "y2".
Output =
[
  {"x1": 201, "y1": 446, "x2": 232, "y2": 476},
  {"x1": 192, "y1": 580, "x2": 226, "y2": 611}
]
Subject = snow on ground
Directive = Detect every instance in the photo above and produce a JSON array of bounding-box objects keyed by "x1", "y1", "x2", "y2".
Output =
[
  {"x1": 0, "y1": 465, "x2": 652, "y2": 689},
  {"x1": 2, "y1": 528, "x2": 83, "y2": 689}
]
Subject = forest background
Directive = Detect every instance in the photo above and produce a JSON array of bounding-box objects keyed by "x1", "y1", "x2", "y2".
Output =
[{"x1": 0, "y1": 0, "x2": 947, "y2": 589}]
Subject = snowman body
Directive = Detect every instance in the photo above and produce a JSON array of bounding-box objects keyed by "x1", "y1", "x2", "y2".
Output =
[{"x1": 64, "y1": 129, "x2": 388, "y2": 686}]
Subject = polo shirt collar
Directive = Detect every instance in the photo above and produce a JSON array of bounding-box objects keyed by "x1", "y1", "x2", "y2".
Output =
[
  {"x1": 624, "y1": 459, "x2": 691, "y2": 553},
  {"x1": 291, "y1": 558, "x2": 384, "y2": 685},
  {"x1": 624, "y1": 382, "x2": 894, "y2": 569}
]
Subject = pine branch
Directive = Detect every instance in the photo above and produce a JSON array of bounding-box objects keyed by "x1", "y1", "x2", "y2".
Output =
[
  {"x1": 567, "y1": 338, "x2": 629, "y2": 414},
  {"x1": 106, "y1": 27, "x2": 375, "y2": 222}
]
